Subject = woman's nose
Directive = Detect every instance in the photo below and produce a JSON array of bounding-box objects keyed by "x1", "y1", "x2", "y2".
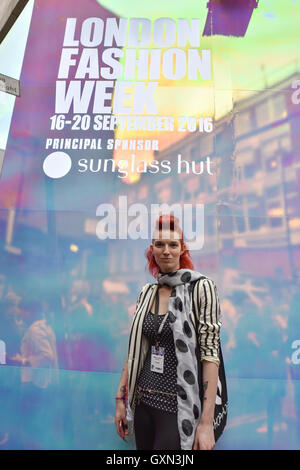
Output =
[{"x1": 163, "y1": 244, "x2": 170, "y2": 254}]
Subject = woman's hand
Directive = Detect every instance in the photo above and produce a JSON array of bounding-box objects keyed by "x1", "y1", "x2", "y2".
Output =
[
  {"x1": 115, "y1": 401, "x2": 128, "y2": 441},
  {"x1": 193, "y1": 422, "x2": 215, "y2": 450}
]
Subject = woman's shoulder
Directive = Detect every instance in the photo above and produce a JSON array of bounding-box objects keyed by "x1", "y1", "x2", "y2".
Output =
[
  {"x1": 190, "y1": 276, "x2": 219, "y2": 295},
  {"x1": 140, "y1": 281, "x2": 157, "y2": 291},
  {"x1": 136, "y1": 282, "x2": 155, "y2": 300},
  {"x1": 191, "y1": 274, "x2": 215, "y2": 286}
]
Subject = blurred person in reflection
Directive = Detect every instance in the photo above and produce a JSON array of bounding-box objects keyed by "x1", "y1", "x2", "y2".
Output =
[
  {"x1": 287, "y1": 273, "x2": 300, "y2": 438},
  {"x1": 12, "y1": 298, "x2": 58, "y2": 388},
  {"x1": 0, "y1": 291, "x2": 24, "y2": 365},
  {"x1": 65, "y1": 279, "x2": 96, "y2": 371},
  {"x1": 98, "y1": 289, "x2": 132, "y2": 370},
  {"x1": 0, "y1": 290, "x2": 24, "y2": 447},
  {"x1": 115, "y1": 214, "x2": 224, "y2": 450},
  {"x1": 259, "y1": 295, "x2": 288, "y2": 449},
  {"x1": 11, "y1": 298, "x2": 59, "y2": 448},
  {"x1": 65, "y1": 279, "x2": 116, "y2": 371},
  {"x1": 234, "y1": 288, "x2": 288, "y2": 448}
]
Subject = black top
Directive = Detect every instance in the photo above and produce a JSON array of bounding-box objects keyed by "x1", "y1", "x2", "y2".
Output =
[{"x1": 136, "y1": 310, "x2": 178, "y2": 413}]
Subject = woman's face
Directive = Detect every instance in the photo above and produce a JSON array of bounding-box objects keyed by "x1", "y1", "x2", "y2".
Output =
[{"x1": 150, "y1": 229, "x2": 185, "y2": 274}]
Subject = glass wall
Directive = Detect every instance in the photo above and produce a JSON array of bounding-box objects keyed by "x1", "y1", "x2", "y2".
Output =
[{"x1": 0, "y1": 0, "x2": 300, "y2": 450}]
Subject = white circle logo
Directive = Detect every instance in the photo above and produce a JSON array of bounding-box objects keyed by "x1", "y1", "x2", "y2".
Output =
[{"x1": 43, "y1": 151, "x2": 72, "y2": 178}]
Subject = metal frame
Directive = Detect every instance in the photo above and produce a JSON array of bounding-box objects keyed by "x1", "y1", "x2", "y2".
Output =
[{"x1": 0, "y1": 0, "x2": 29, "y2": 44}]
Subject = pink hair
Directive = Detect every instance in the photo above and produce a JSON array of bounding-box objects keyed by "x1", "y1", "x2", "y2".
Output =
[{"x1": 145, "y1": 214, "x2": 194, "y2": 278}]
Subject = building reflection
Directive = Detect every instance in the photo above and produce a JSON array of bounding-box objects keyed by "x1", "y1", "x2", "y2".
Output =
[
  {"x1": 1, "y1": 71, "x2": 300, "y2": 449},
  {"x1": 107, "y1": 72, "x2": 300, "y2": 286}
]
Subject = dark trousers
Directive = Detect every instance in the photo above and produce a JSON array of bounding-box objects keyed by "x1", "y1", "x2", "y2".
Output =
[{"x1": 134, "y1": 400, "x2": 181, "y2": 450}]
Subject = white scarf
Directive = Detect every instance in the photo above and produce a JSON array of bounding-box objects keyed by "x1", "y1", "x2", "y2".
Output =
[{"x1": 157, "y1": 268, "x2": 206, "y2": 450}]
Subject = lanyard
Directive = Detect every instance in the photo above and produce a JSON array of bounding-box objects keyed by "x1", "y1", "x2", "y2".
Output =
[{"x1": 154, "y1": 287, "x2": 169, "y2": 349}]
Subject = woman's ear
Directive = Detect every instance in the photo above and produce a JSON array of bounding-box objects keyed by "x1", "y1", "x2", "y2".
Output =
[{"x1": 181, "y1": 242, "x2": 187, "y2": 255}]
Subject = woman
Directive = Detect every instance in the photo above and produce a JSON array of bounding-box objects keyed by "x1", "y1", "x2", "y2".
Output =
[{"x1": 115, "y1": 214, "x2": 223, "y2": 450}]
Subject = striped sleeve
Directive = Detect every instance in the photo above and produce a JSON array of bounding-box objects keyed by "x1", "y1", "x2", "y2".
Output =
[
  {"x1": 133, "y1": 283, "x2": 151, "y2": 318},
  {"x1": 135, "y1": 287, "x2": 144, "y2": 311},
  {"x1": 128, "y1": 284, "x2": 150, "y2": 356},
  {"x1": 198, "y1": 278, "x2": 222, "y2": 366}
]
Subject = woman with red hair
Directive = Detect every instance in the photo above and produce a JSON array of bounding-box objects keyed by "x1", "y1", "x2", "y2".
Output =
[
  {"x1": 115, "y1": 214, "x2": 227, "y2": 450},
  {"x1": 145, "y1": 214, "x2": 194, "y2": 277}
]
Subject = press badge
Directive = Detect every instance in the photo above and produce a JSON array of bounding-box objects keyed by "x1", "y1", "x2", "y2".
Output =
[{"x1": 150, "y1": 346, "x2": 165, "y2": 373}]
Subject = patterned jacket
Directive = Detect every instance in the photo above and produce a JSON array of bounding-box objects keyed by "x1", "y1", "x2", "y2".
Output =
[{"x1": 127, "y1": 277, "x2": 222, "y2": 417}]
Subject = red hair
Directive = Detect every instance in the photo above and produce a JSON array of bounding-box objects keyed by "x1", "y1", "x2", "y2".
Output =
[{"x1": 145, "y1": 214, "x2": 194, "y2": 278}]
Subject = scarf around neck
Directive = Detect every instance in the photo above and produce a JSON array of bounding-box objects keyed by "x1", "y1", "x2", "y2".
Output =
[{"x1": 156, "y1": 268, "x2": 205, "y2": 450}]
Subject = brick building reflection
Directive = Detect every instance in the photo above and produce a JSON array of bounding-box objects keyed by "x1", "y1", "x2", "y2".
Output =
[
  {"x1": 1, "y1": 72, "x2": 300, "y2": 299},
  {"x1": 106, "y1": 71, "x2": 300, "y2": 291}
]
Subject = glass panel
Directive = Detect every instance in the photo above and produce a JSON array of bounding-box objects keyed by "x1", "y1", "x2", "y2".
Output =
[{"x1": 0, "y1": 0, "x2": 300, "y2": 453}]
